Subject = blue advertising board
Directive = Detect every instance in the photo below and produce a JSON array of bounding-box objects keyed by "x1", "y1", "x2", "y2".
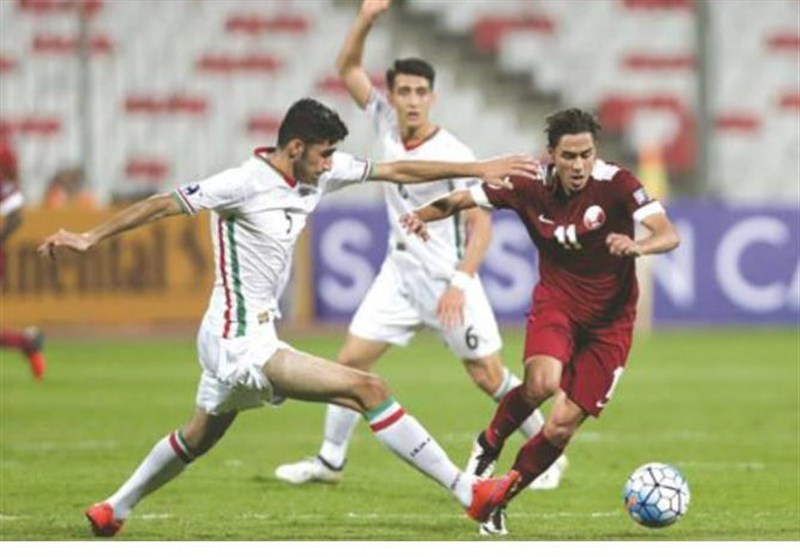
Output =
[{"x1": 311, "y1": 202, "x2": 799, "y2": 326}]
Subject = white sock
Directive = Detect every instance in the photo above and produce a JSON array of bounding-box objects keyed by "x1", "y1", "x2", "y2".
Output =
[
  {"x1": 106, "y1": 431, "x2": 194, "y2": 519},
  {"x1": 318, "y1": 404, "x2": 361, "y2": 469},
  {"x1": 366, "y1": 397, "x2": 473, "y2": 508},
  {"x1": 493, "y1": 368, "x2": 546, "y2": 440}
]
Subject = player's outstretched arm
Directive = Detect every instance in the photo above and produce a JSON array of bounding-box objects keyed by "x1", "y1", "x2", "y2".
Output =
[
  {"x1": 372, "y1": 154, "x2": 537, "y2": 188},
  {"x1": 399, "y1": 190, "x2": 477, "y2": 242},
  {"x1": 336, "y1": 0, "x2": 391, "y2": 108},
  {"x1": 37, "y1": 192, "x2": 184, "y2": 258},
  {"x1": 606, "y1": 212, "x2": 681, "y2": 257}
]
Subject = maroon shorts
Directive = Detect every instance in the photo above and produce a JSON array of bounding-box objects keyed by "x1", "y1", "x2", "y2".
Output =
[{"x1": 524, "y1": 301, "x2": 634, "y2": 417}]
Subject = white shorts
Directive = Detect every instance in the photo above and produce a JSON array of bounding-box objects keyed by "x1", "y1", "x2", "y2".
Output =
[
  {"x1": 349, "y1": 253, "x2": 502, "y2": 359},
  {"x1": 195, "y1": 316, "x2": 290, "y2": 415}
]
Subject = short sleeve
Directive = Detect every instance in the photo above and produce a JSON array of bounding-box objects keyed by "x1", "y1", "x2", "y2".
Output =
[
  {"x1": 0, "y1": 181, "x2": 23, "y2": 217},
  {"x1": 474, "y1": 176, "x2": 534, "y2": 211},
  {"x1": 614, "y1": 169, "x2": 665, "y2": 223},
  {"x1": 172, "y1": 168, "x2": 249, "y2": 215},
  {"x1": 364, "y1": 89, "x2": 398, "y2": 137},
  {"x1": 321, "y1": 152, "x2": 373, "y2": 193}
]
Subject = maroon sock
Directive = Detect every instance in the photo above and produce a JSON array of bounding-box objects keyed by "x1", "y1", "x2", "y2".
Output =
[
  {"x1": 510, "y1": 431, "x2": 564, "y2": 495},
  {"x1": 485, "y1": 385, "x2": 536, "y2": 448},
  {"x1": 0, "y1": 330, "x2": 33, "y2": 352}
]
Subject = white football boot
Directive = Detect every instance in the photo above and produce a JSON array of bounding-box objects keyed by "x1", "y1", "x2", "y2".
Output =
[{"x1": 274, "y1": 456, "x2": 343, "y2": 485}]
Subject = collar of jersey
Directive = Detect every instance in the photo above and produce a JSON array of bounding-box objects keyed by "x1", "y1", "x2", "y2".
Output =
[
  {"x1": 253, "y1": 147, "x2": 298, "y2": 188},
  {"x1": 402, "y1": 126, "x2": 440, "y2": 151}
]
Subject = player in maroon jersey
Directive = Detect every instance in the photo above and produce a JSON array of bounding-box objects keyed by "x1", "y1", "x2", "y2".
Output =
[
  {"x1": 401, "y1": 108, "x2": 681, "y2": 526},
  {"x1": 0, "y1": 138, "x2": 46, "y2": 380}
]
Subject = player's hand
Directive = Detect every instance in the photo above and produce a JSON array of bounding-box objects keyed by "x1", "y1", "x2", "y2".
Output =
[
  {"x1": 360, "y1": 0, "x2": 391, "y2": 21},
  {"x1": 400, "y1": 212, "x2": 430, "y2": 242},
  {"x1": 437, "y1": 285, "x2": 466, "y2": 332},
  {"x1": 478, "y1": 155, "x2": 541, "y2": 189},
  {"x1": 37, "y1": 229, "x2": 94, "y2": 259},
  {"x1": 606, "y1": 233, "x2": 641, "y2": 257}
]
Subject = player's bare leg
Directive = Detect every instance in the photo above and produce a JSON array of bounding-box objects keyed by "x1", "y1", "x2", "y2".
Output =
[
  {"x1": 87, "y1": 408, "x2": 238, "y2": 536},
  {"x1": 275, "y1": 334, "x2": 390, "y2": 484},
  {"x1": 267, "y1": 348, "x2": 476, "y2": 507}
]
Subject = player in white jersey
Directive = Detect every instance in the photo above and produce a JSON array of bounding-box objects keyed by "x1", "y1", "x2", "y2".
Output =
[
  {"x1": 38, "y1": 98, "x2": 538, "y2": 538},
  {"x1": 275, "y1": 1, "x2": 567, "y2": 535}
]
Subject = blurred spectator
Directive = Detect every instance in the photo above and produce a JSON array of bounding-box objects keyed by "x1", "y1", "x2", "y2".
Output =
[
  {"x1": 43, "y1": 165, "x2": 98, "y2": 209},
  {"x1": 0, "y1": 136, "x2": 46, "y2": 381}
]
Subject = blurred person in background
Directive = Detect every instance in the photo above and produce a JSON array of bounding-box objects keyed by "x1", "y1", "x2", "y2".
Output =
[
  {"x1": 42, "y1": 165, "x2": 97, "y2": 209},
  {"x1": 0, "y1": 136, "x2": 46, "y2": 381},
  {"x1": 276, "y1": 3, "x2": 567, "y2": 536},
  {"x1": 38, "y1": 97, "x2": 538, "y2": 537},
  {"x1": 401, "y1": 108, "x2": 681, "y2": 527}
]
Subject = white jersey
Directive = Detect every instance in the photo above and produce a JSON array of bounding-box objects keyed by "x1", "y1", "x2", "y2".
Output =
[
  {"x1": 173, "y1": 148, "x2": 372, "y2": 338},
  {"x1": 366, "y1": 90, "x2": 479, "y2": 280}
]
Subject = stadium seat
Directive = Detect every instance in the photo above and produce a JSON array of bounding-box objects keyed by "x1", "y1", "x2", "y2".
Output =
[
  {"x1": 225, "y1": 14, "x2": 311, "y2": 36},
  {"x1": 0, "y1": 55, "x2": 18, "y2": 73},
  {"x1": 196, "y1": 53, "x2": 283, "y2": 74},
  {"x1": 124, "y1": 157, "x2": 169, "y2": 181},
  {"x1": 31, "y1": 33, "x2": 113, "y2": 55},
  {"x1": 18, "y1": 0, "x2": 104, "y2": 16},
  {"x1": 0, "y1": 115, "x2": 62, "y2": 136}
]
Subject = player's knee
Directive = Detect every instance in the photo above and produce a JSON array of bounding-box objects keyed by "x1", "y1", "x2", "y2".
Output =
[
  {"x1": 523, "y1": 374, "x2": 559, "y2": 402},
  {"x1": 543, "y1": 420, "x2": 577, "y2": 448},
  {"x1": 353, "y1": 373, "x2": 391, "y2": 411}
]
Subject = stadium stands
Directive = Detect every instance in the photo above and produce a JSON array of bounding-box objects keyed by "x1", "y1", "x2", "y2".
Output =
[
  {"x1": 409, "y1": 0, "x2": 799, "y2": 202},
  {"x1": 0, "y1": 0, "x2": 797, "y2": 203},
  {"x1": 0, "y1": 0, "x2": 539, "y2": 204}
]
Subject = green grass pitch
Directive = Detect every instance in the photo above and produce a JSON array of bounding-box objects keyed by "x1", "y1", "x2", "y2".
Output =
[{"x1": 1, "y1": 327, "x2": 798, "y2": 541}]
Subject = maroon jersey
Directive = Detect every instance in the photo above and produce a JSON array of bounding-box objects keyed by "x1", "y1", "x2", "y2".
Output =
[{"x1": 473, "y1": 159, "x2": 663, "y2": 325}]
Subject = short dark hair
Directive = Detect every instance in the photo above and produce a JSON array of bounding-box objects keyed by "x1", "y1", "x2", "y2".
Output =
[
  {"x1": 386, "y1": 58, "x2": 435, "y2": 91},
  {"x1": 545, "y1": 108, "x2": 602, "y2": 149},
  {"x1": 277, "y1": 98, "x2": 348, "y2": 147}
]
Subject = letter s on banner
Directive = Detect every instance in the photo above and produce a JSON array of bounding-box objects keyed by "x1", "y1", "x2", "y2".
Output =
[
  {"x1": 482, "y1": 218, "x2": 538, "y2": 313},
  {"x1": 716, "y1": 216, "x2": 791, "y2": 313},
  {"x1": 318, "y1": 219, "x2": 376, "y2": 312}
]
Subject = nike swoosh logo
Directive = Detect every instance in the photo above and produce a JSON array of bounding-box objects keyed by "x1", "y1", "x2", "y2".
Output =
[{"x1": 538, "y1": 214, "x2": 555, "y2": 225}]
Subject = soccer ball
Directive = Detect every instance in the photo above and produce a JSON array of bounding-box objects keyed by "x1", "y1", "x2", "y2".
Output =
[{"x1": 623, "y1": 462, "x2": 690, "y2": 528}]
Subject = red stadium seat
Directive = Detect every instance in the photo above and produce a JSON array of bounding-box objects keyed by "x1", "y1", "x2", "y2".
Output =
[
  {"x1": 196, "y1": 54, "x2": 283, "y2": 74},
  {"x1": 472, "y1": 15, "x2": 555, "y2": 55},
  {"x1": 246, "y1": 114, "x2": 281, "y2": 135},
  {"x1": 766, "y1": 32, "x2": 800, "y2": 52},
  {"x1": 0, "y1": 116, "x2": 62, "y2": 136},
  {"x1": 714, "y1": 113, "x2": 761, "y2": 133},
  {"x1": 18, "y1": 0, "x2": 103, "y2": 16},
  {"x1": 779, "y1": 92, "x2": 800, "y2": 111},
  {"x1": 124, "y1": 94, "x2": 208, "y2": 115},
  {"x1": 0, "y1": 55, "x2": 18, "y2": 73},
  {"x1": 125, "y1": 158, "x2": 169, "y2": 181},
  {"x1": 621, "y1": 54, "x2": 694, "y2": 71},
  {"x1": 32, "y1": 33, "x2": 113, "y2": 55},
  {"x1": 315, "y1": 72, "x2": 386, "y2": 95},
  {"x1": 623, "y1": 0, "x2": 692, "y2": 9},
  {"x1": 225, "y1": 14, "x2": 311, "y2": 36}
]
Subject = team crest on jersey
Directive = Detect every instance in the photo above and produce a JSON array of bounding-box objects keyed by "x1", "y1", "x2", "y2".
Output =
[{"x1": 583, "y1": 205, "x2": 606, "y2": 230}]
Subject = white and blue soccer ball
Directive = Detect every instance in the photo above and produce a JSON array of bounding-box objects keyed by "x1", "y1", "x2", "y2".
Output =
[{"x1": 623, "y1": 462, "x2": 690, "y2": 528}]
